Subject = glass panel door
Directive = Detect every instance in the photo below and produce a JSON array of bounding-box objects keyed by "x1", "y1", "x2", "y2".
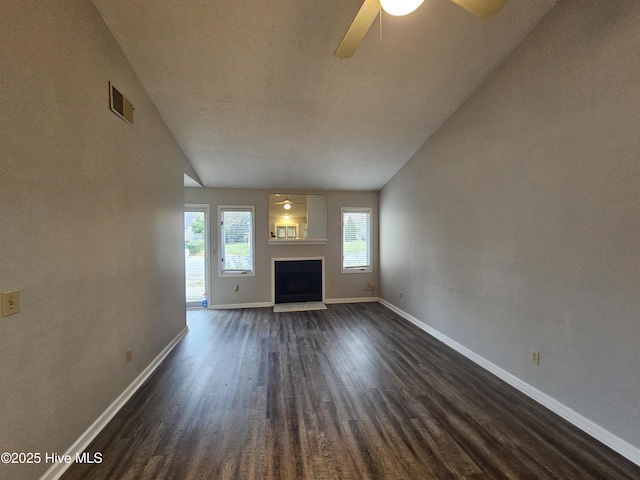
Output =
[{"x1": 185, "y1": 205, "x2": 209, "y2": 307}]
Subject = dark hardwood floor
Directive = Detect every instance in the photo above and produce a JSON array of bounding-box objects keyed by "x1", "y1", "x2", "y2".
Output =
[{"x1": 62, "y1": 303, "x2": 640, "y2": 479}]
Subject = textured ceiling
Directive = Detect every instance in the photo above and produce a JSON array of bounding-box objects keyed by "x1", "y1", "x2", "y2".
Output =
[{"x1": 93, "y1": 0, "x2": 556, "y2": 190}]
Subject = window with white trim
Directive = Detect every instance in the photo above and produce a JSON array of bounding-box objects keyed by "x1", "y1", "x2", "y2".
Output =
[
  {"x1": 342, "y1": 207, "x2": 372, "y2": 273},
  {"x1": 219, "y1": 206, "x2": 255, "y2": 276}
]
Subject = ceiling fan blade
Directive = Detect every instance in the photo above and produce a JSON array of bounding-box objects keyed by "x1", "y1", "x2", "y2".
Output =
[
  {"x1": 334, "y1": 0, "x2": 381, "y2": 59},
  {"x1": 273, "y1": 200, "x2": 304, "y2": 205},
  {"x1": 449, "y1": 0, "x2": 508, "y2": 19}
]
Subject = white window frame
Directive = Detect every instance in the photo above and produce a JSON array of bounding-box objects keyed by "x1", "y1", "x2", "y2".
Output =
[
  {"x1": 218, "y1": 205, "x2": 255, "y2": 277},
  {"x1": 341, "y1": 207, "x2": 372, "y2": 273}
]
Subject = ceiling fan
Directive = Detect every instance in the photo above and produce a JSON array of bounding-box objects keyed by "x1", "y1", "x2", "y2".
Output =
[
  {"x1": 334, "y1": 0, "x2": 508, "y2": 59},
  {"x1": 272, "y1": 195, "x2": 304, "y2": 210}
]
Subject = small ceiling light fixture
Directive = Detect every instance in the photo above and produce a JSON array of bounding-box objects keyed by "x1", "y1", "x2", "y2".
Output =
[
  {"x1": 283, "y1": 202, "x2": 292, "y2": 210},
  {"x1": 283, "y1": 215, "x2": 290, "y2": 219},
  {"x1": 380, "y1": 0, "x2": 424, "y2": 16}
]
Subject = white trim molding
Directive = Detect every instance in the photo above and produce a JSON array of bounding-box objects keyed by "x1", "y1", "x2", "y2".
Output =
[
  {"x1": 325, "y1": 297, "x2": 379, "y2": 304},
  {"x1": 209, "y1": 302, "x2": 272, "y2": 310},
  {"x1": 268, "y1": 238, "x2": 328, "y2": 245},
  {"x1": 40, "y1": 327, "x2": 189, "y2": 480},
  {"x1": 378, "y1": 298, "x2": 640, "y2": 468},
  {"x1": 209, "y1": 298, "x2": 380, "y2": 309}
]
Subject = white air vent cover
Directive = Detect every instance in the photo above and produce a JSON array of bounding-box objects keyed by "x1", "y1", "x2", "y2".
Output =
[{"x1": 109, "y1": 82, "x2": 134, "y2": 124}]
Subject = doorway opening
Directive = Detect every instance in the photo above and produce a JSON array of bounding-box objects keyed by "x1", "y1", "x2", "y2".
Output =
[{"x1": 184, "y1": 204, "x2": 210, "y2": 307}]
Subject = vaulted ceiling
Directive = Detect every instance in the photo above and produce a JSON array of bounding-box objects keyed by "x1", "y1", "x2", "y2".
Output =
[{"x1": 93, "y1": 0, "x2": 556, "y2": 190}]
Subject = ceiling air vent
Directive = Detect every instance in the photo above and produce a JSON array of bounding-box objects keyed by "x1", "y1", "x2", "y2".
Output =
[{"x1": 109, "y1": 82, "x2": 134, "y2": 125}]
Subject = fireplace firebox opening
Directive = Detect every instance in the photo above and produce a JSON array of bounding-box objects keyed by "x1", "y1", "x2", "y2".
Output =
[{"x1": 273, "y1": 258, "x2": 324, "y2": 304}]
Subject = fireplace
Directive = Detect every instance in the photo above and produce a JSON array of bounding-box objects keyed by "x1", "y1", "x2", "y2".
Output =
[{"x1": 273, "y1": 258, "x2": 324, "y2": 304}]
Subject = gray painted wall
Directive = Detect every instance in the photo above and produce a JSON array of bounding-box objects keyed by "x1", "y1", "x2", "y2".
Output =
[
  {"x1": 0, "y1": 2, "x2": 190, "y2": 478},
  {"x1": 184, "y1": 188, "x2": 379, "y2": 305},
  {"x1": 380, "y1": 0, "x2": 640, "y2": 452}
]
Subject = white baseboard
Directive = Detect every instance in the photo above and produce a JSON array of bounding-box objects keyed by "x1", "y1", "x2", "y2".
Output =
[
  {"x1": 325, "y1": 296, "x2": 379, "y2": 304},
  {"x1": 209, "y1": 302, "x2": 273, "y2": 309},
  {"x1": 209, "y1": 299, "x2": 379, "y2": 309},
  {"x1": 378, "y1": 298, "x2": 640, "y2": 468},
  {"x1": 40, "y1": 326, "x2": 189, "y2": 480}
]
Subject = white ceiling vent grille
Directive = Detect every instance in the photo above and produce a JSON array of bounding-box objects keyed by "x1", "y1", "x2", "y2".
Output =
[{"x1": 109, "y1": 82, "x2": 134, "y2": 125}]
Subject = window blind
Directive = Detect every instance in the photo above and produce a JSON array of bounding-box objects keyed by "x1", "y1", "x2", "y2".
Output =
[
  {"x1": 342, "y1": 209, "x2": 371, "y2": 270},
  {"x1": 221, "y1": 209, "x2": 253, "y2": 272}
]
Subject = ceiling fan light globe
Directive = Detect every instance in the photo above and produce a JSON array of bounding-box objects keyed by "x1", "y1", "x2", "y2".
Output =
[
  {"x1": 283, "y1": 203, "x2": 291, "y2": 210},
  {"x1": 380, "y1": 0, "x2": 424, "y2": 16}
]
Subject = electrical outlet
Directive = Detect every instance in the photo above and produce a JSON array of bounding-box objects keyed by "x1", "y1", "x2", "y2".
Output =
[
  {"x1": 2, "y1": 290, "x2": 20, "y2": 317},
  {"x1": 530, "y1": 351, "x2": 540, "y2": 365},
  {"x1": 400, "y1": 292, "x2": 404, "y2": 300},
  {"x1": 126, "y1": 348, "x2": 133, "y2": 364}
]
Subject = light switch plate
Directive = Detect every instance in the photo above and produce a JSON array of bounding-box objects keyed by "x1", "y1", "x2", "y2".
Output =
[{"x1": 2, "y1": 290, "x2": 20, "y2": 317}]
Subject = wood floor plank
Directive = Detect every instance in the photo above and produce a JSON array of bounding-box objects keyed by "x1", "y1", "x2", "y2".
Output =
[{"x1": 61, "y1": 303, "x2": 640, "y2": 479}]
